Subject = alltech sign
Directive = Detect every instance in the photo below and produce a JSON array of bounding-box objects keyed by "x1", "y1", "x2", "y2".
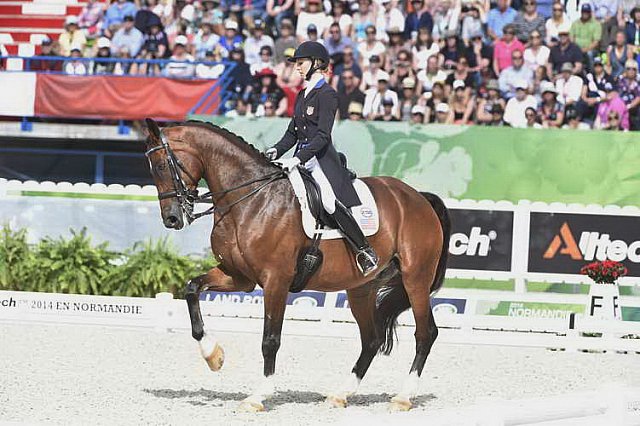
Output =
[{"x1": 528, "y1": 212, "x2": 640, "y2": 276}]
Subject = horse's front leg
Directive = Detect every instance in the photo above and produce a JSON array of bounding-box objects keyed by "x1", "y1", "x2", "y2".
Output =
[
  {"x1": 239, "y1": 282, "x2": 289, "y2": 412},
  {"x1": 185, "y1": 266, "x2": 254, "y2": 371}
]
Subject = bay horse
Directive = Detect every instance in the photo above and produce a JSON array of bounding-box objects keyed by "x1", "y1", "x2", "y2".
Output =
[{"x1": 143, "y1": 118, "x2": 450, "y2": 412}]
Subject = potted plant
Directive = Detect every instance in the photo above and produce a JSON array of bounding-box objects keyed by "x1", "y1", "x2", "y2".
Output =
[{"x1": 580, "y1": 260, "x2": 627, "y2": 320}]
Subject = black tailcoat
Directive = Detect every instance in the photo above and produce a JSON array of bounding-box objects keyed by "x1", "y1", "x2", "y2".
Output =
[{"x1": 273, "y1": 81, "x2": 361, "y2": 207}]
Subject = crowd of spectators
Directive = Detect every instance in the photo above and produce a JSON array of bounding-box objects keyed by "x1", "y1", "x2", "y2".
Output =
[{"x1": 21, "y1": 0, "x2": 640, "y2": 130}]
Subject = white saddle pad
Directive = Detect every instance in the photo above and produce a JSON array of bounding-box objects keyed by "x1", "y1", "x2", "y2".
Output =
[{"x1": 288, "y1": 167, "x2": 380, "y2": 240}]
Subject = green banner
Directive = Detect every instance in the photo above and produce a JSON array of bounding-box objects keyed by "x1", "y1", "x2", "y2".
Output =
[
  {"x1": 190, "y1": 116, "x2": 640, "y2": 207},
  {"x1": 475, "y1": 300, "x2": 586, "y2": 319}
]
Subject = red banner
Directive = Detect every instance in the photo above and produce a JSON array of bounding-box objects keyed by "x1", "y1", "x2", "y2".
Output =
[{"x1": 34, "y1": 74, "x2": 218, "y2": 121}]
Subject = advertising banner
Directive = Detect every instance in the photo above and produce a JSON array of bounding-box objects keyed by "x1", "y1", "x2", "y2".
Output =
[
  {"x1": 528, "y1": 212, "x2": 640, "y2": 277},
  {"x1": 448, "y1": 209, "x2": 513, "y2": 272}
]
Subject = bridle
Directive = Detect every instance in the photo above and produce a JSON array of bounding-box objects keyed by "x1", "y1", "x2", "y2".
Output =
[{"x1": 145, "y1": 128, "x2": 285, "y2": 225}]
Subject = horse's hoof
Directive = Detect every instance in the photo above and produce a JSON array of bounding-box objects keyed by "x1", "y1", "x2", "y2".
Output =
[
  {"x1": 325, "y1": 395, "x2": 347, "y2": 408},
  {"x1": 199, "y1": 335, "x2": 225, "y2": 372},
  {"x1": 239, "y1": 399, "x2": 265, "y2": 412},
  {"x1": 389, "y1": 396, "x2": 412, "y2": 411}
]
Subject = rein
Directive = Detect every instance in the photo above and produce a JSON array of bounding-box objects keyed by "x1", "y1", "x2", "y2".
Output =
[{"x1": 145, "y1": 129, "x2": 285, "y2": 225}]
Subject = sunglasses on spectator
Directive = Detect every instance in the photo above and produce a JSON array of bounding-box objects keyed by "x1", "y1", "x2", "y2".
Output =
[
  {"x1": 343, "y1": 75, "x2": 354, "y2": 79},
  {"x1": 366, "y1": 31, "x2": 375, "y2": 35},
  {"x1": 330, "y1": 30, "x2": 340, "y2": 34},
  {"x1": 265, "y1": 105, "x2": 274, "y2": 109},
  {"x1": 531, "y1": 34, "x2": 541, "y2": 39},
  {"x1": 505, "y1": 31, "x2": 515, "y2": 35},
  {"x1": 608, "y1": 114, "x2": 619, "y2": 119},
  {"x1": 512, "y1": 55, "x2": 523, "y2": 60},
  {"x1": 525, "y1": 1, "x2": 536, "y2": 5},
  {"x1": 627, "y1": 67, "x2": 638, "y2": 70}
]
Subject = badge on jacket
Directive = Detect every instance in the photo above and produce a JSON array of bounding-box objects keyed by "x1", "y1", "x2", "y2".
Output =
[{"x1": 306, "y1": 106, "x2": 314, "y2": 115}]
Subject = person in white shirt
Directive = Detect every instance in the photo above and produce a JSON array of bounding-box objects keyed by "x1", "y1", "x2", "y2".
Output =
[
  {"x1": 64, "y1": 46, "x2": 87, "y2": 75},
  {"x1": 503, "y1": 80, "x2": 538, "y2": 127},
  {"x1": 195, "y1": 50, "x2": 226, "y2": 79},
  {"x1": 376, "y1": 0, "x2": 405, "y2": 42},
  {"x1": 295, "y1": 0, "x2": 330, "y2": 42},
  {"x1": 243, "y1": 19, "x2": 275, "y2": 67},
  {"x1": 499, "y1": 50, "x2": 533, "y2": 99},
  {"x1": 357, "y1": 25, "x2": 386, "y2": 68},
  {"x1": 417, "y1": 55, "x2": 448, "y2": 93},
  {"x1": 432, "y1": 0, "x2": 460, "y2": 41},
  {"x1": 164, "y1": 35, "x2": 195, "y2": 78},
  {"x1": 555, "y1": 62, "x2": 583, "y2": 105},
  {"x1": 545, "y1": 3, "x2": 570, "y2": 46},
  {"x1": 524, "y1": 30, "x2": 550, "y2": 69},
  {"x1": 363, "y1": 71, "x2": 400, "y2": 120}
]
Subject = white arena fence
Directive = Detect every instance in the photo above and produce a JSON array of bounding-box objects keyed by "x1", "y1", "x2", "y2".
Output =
[{"x1": 1, "y1": 288, "x2": 639, "y2": 354}]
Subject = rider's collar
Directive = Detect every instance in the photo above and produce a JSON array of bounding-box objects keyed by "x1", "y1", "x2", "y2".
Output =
[{"x1": 304, "y1": 73, "x2": 325, "y2": 97}]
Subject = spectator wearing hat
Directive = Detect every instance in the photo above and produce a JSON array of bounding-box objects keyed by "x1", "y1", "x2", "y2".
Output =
[
  {"x1": 217, "y1": 20, "x2": 243, "y2": 58},
  {"x1": 556, "y1": 62, "x2": 583, "y2": 105},
  {"x1": 196, "y1": 50, "x2": 226, "y2": 78},
  {"x1": 434, "y1": 102, "x2": 450, "y2": 123},
  {"x1": 31, "y1": 38, "x2": 63, "y2": 72},
  {"x1": 548, "y1": 23, "x2": 584, "y2": 74},
  {"x1": 579, "y1": 56, "x2": 612, "y2": 121},
  {"x1": 93, "y1": 37, "x2": 115, "y2": 74},
  {"x1": 594, "y1": 82, "x2": 629, "y2": 130},
  {"x1": 199, "y1": 0, "x2": 224, "y2": 30},
  {"x1": 445, "y1": 55, "x2": 475, "y2": 97},
  {"x1": 359, "y1": 54, "x2": 384, "y2": 91},
  {"x1": 487, "y1": 0, "x2": 517, "y2": 40},
  {"x1": 337, "y1": 68, "x2": 366, "y2": 119},
  {"x1": 104, "y1": 0, "x2": 138, "y2": 36},
  {"x1": 134, "y1": 0, "x2": 163, "y2": 35},
  {"x1": 503, "y1": 80, "x2": 537, "y2": 127},
  {"x1": 563, "y1": 105, "x2": 591, "y2": 129},
  {"x1": 432, "y1": 0, "x2": 460, "y2": 41},
  {"x1": 77, "y1": 0, "x2": 104, "y2": 39},
  {"x1": 447, "y1": 79, "x2": 475, "y2": 124},
  {"x1": 358, "y1": 25, "x2": 386, "y2": 68},
  {"x1": 399, "y1": 77, "x2": 420, "y2": 121},
  {"x1": 375, "y1": 98, "x2": 401, "y2": 121},
  {"x1": 64, "y1": 45, "x2": 87, "y2": 75},
  {"x1": 163, "y1": 35, "x2": 195, "y2": 77},
  {"x1": 468, "y1": 30, "x2": 494, "y2": 79},
  {"x1": 523, "y1": 30, "x2": 550, "y2": 70},
  {"x1": 493, "y1": 24, "x2": 524, "y2": 75},
  {"x1": 329, "y1": 1, "x2": 353, "y2": 38},
  {"x1": 570, "y1": 4, "x2": 601, "y2": 66},
  {"x1": 227, "y1": 47, "x2": 254, "y2": 102},
  {"x1": 385, "y1": 27, "x2": 411, "y2": 69},
  {"x1": 537, "y1": 81, "x2": 564, "y2": 127},
  {"x1": 405, "y1": 0, "x2": 434, "y2": 40},
  {"x1": 193, "y1": 22, "x2": 219, "y2": 60},
  {"x1": 417, "y1": 55, "x2": 447, "y2": 93},
  {"x1": 347, "y1": 101, "x2": 364, "y2": 121},
  {"x1": 545, "y1": 2, "x2": 569, "y2": 46},
  {"x1": 410, "y1": 105, "x2": 426, "y2": 124},
  {"x1": 332, "y1": 46, "x2": 363, "y2": 92},
  {"x1": 412, "y1": 27, "x2": 439, "y2": 70},
  {"x1": 477, "y1": 79, "x2": 506, "y2": 124},
  {"x1": 376, "y1": 0, "x2": 405, "y2": 42},
  {"x1": 242, "y1": 0, "x2": 267, "y2": 30},
  {"x1": 306, "y1": 24, "x2": 323, "y2": 44},
  {"x1": 616, "y1": 59, "x2": 640, "y2": 129},
  {"x1": 606, "y1": 30, "x2": 632, "y2": 79},
  {"x1": 498, "y1": 49, "x2": 532, "y2": 99},
  {"x1": 274, "y1": 19, "x2": 296, "y2": 63},
  {"x1": 111, "y1": 15, "x2": 144, "y2": 57},
  {"x1": 363, "y1": 71, "x2": 399, "y2": 120},
  {"x1": 488, "y1": 103, "x2": 505, "y2": 126},
  {"x1": 266, "y1": 0, "x2": 295, "y2": 32},
  {"x1": 296, "y1": 0, "x2": 329, "y2": 42},
  {"x1": 352, "y1": 0, "x2": 377, "y2": 43},
  {"x1": 460, "y1": 6, "x2": 483, "y2": 44},
  {"x1": 513, "y1": 0, "x2": 546, "y2": 43},
  {"x1": 324, "y1": 22, "x2": 353, "y2": 58},
  {"x1": 244, "y1": 19, "x2": 275, "y2": 67},
  {"x1": 59, "y1": 16, "x2": 87, "y2": 56},
  {"x1": 525, "y1": 107, "x2": 543, "y2": 128},
  {"x1": 248, "y1": 67, "x2": 287, "y2": 116},
  {"x1": 625, "y1": 7, "x2": 640, "y2": 48}
]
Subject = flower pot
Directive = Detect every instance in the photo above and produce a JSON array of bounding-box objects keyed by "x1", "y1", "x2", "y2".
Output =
[{"x1": 587, "y1": 283, "x2": 621, "y2": 320}]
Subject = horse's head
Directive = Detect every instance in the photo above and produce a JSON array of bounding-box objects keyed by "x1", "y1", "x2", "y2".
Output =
[{"x1": 144, "y1": 118, "x2": 203, "y2": 230}]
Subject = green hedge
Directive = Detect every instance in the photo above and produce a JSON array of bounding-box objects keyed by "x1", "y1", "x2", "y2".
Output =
[{"x1": 0, "y1": 225, "x2": 216, "y2": 297}]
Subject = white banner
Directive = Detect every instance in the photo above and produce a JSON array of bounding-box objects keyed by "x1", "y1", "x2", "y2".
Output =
[{"x1": 0, "y1": 72, "x2": 36, "y2": 116}]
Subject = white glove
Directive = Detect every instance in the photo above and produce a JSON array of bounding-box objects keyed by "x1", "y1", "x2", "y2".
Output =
[
  {"x1": 265, "y1": 147, "x2": 278, "y2": 160},
  {"x1": 273, "y1": 157, "x2": 301, "y2": 172}
]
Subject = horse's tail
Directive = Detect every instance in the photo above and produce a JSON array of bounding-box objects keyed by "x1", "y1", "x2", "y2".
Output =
[
  {"x1": 375, "y1": 191, "x2": 450, "y2": 356},
  {"x1": 420, "y1": 191, "x2": 450, "y2": 294}
]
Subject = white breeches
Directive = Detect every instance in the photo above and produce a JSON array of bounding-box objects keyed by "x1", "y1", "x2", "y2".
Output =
[{"x1": 304, "y1": 157, "x2": 337, "y2": 214}]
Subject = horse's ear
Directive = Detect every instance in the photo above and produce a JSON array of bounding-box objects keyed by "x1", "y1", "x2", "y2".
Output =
[{"x1": 146, "y1": 118, "x2": 161, "y2": 140}]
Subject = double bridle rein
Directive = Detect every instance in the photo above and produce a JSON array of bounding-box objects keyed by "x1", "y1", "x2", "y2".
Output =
[{"x1": 145, "y1": 129, "x2": 285, "y2": 225}]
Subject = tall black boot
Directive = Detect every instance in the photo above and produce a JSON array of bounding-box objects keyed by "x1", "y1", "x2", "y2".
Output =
[{"x1": 331, "y1": 201, "x2": 379, "y2": 276}]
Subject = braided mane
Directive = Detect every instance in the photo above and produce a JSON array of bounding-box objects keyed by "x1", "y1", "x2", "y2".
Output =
[{"x1": 167, "y1": 120, "x2": 272, "y2": 165}]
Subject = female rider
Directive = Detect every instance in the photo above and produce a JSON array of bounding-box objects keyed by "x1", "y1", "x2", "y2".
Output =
[{"x1": 265, "y1": 41, "x2": 378, "y2": 276}]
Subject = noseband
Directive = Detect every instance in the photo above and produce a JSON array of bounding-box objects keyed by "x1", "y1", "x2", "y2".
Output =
[{"x1": 145, "y1": 128, "x2": 285, "y2": 225}]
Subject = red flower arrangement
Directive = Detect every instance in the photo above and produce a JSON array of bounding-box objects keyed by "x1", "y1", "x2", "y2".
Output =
[{"x1": 580, "y1": 260, "x2": 628, "y2": 284}]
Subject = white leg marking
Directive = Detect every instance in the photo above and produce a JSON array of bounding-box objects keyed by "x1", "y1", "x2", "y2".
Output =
[
  {"x1": 332, "y1": 372, "x2": 361, "y2": 400},
  {"x1": 396, "y1": 371, "x2": 420, "y2": 401},
  {"x1": 244, "y1": 375, "x2": 276, "y2": 406},
  {"x1": 198, "y1": 333, "x2": 217, "y2": 358}
]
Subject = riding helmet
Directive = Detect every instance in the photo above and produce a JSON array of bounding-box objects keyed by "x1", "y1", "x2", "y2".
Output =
[{"x1": 287, "y1": 41, "x2": 330, "y2": 68}]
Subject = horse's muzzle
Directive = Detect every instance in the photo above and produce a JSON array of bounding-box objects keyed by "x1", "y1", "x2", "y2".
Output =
[{"x1": 162, "y1": 205, "x2": 184, "y2": 230}]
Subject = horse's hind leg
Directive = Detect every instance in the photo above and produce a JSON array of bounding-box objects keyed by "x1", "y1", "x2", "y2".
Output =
[
  {"x1": 326, "y1": 284, "x2": 381, "y2": 408},
  {"x1": 185, "y1": 267, "x2": 254, "y2": 371}
]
